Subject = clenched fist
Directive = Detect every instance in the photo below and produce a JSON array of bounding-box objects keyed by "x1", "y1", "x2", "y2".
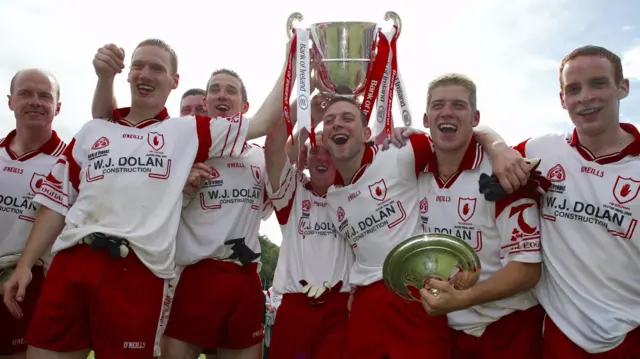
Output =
[{"x1": 93, "y1": 44, "x2": 126, "y2": 80}]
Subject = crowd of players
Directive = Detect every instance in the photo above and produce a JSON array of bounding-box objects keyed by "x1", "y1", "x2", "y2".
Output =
[{"x1": 0, "y1": 34, "x2": 638, "y2": 359}]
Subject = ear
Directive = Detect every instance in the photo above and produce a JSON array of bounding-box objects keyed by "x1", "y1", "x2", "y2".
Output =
[
  {"x1": 363, "y1": 127, "x2": 372, "y2": 142},
  {"x1": 472, "y1": 110, "x2": 480, "y2": 127},
  {"x1": 618, "y1": 78, "x2": 630, "y2": 100},
  {"x1": 7, "y1": 95, "x2": 13, "y2": 111},
  {"x1": 559, "y1": 91, "x2": 567, "y2": 109},
  {"x1": 423, "y1": 112, "x2": 429, "y2": 128},
  {"x1": 172, "y1": 73, "x2": 180, "y2": 90},
  {"x1": 242, "y1": 102, "x2": 250, "y2": 114},
  {"x1": 55, "y1": 102, "x2": 61, "y2": 116}
]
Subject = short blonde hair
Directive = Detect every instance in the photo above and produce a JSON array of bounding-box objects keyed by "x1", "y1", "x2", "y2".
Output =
[{"x1": 427, "y1": 73, "x2": 477, "y2": 111}]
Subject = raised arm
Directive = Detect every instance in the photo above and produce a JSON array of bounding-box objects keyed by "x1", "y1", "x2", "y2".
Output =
[{"x1": 91, "y1": 44, "x2": 125, "y2": 118}]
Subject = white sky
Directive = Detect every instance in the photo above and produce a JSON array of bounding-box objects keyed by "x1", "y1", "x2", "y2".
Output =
[{"x1": 1, "y1": 0, "x2": 639, "y2": 245}]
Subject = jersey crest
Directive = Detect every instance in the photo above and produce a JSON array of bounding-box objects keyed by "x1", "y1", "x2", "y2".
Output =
[
  {"x1": 458, "y1": 197, "x2": 476, "y2": 223},
  {"x1": 368, "y1": 179, "x2": 388, "y2": 202},
  {"x1": 147, "y1": 132, "x2": 165, "y2": 152},
  {"x1": 612, "y1": 176, "x2": 640, "y2": 205}
]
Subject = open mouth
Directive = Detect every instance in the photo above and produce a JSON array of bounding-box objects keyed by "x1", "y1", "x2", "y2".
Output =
[
  {"x1": 438, "y1": 123, "x2": 458, "y2": 134},
  {"x1": 25, "y1": 109, "x2": 45, "y2": 115},
  {"x1": 136, "y1": 84, "x2": 155, "y2": 95},
  {"x1": 215, "y1": 104, "x2": 230, "y2": 111},
  {"x1": 577, "y1": 107, "x2": 602, "y2": 116},
  {"x1": 331, "y1": 134, "x2": 349, "y2": 145},
  {"x1": 315, "y1": 165, "x2": 328, "y2": 173}
]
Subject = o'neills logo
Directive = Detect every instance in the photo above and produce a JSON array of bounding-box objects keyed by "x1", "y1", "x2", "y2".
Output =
[{"x1": 362, "y1": 80, "x2": 378, "y2": 115}]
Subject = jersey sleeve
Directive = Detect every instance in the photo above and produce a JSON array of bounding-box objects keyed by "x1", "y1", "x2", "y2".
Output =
[
  {"x1": 33, "y1": 138, "x2": 83, "y2": 216},
  {"x1": 261, "y1": 186, "x2": 274, "y2": 220},
  {"x1": 494, "y1": 189, "x2": 542, "y2": 266},
  {"x1": 512, "y1": 138, "x2": 530, "y2": 157},
  {"x1": 193, "y1": 114, "x2": 249, "y2": 162},
  {"x1": 266, "y1": 159, "x2": 303, "y2": 225},
  {"x1": 397, "y1": 133, "x2": 434, "y2": 180}
]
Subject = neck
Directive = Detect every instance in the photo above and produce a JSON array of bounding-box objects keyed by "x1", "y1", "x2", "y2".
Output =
[
  {"x1": 311, "y1": 183, "x2": 329, "y2": 196},
  {"x1": 10, "y1": 125, "x2": 52, "y2": 155},
  {"x1": 335, "y1": 147, "x2": 365, "y2": 185},
  {"x1": 435, "y1": 145, "x2": 467, "y2": 181},
  {"x1": 577, "y1": 123, "x2": 632, "y2": 157},
  {"x1": 127, "y1": 106, "x2": 163, "y2": 125}
]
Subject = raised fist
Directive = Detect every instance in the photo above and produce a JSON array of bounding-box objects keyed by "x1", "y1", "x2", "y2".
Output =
[{"x1": 93, "y1": 44, "x2": 125, "y2": 80}]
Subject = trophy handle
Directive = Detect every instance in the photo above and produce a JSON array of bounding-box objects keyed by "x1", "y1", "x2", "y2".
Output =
[
  {"x1": 384, "y1": 11, "x2": 402, "y2": 37},
  {"x1": 286, "y1": 12, "x2": 304, "y2": 39}
]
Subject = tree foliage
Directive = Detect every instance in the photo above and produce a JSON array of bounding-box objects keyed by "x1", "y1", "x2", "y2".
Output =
[{"x1": 259, "y1": 234, "x2": 279, "y2": 289}]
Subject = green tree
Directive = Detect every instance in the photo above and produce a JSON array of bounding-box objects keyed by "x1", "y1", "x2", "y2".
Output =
[{"x1": 258, "y1": 234, "x2": 279, "y2": 289}]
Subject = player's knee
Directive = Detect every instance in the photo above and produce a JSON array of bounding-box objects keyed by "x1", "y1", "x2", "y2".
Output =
[
  {"x1": 160, "y1": 336, "x2": 201, "y2": 359},
  {"x1": 216, "y1": 343, "x2": 261, "y2": 359}
]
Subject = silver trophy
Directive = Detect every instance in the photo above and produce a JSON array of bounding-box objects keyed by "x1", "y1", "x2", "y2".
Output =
[
  {"x1": 286, "y1": 12, "x2": 401, "y2": 96},
  {"x1": 383, "y1": 233, "x2": 482, "y2": 301}
]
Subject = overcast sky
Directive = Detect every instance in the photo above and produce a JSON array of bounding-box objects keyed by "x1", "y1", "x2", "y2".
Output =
[{"x1": 1, "y1": 0, "x2": 639, "y2": 245}]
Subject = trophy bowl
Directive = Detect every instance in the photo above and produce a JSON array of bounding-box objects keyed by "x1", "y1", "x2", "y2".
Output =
[
  {"x1": 287, "y1": 12, "x2": 401, "y2": 96},
  {"x1": 383, "y1": 233, "x2": 481, "y2": 301}
]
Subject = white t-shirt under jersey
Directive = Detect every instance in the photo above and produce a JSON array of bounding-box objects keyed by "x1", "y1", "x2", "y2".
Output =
[
  {"x1": 268, "y1": 160, "x2": 353, "y2": 293},
  {"x1": 176, "y1": 142, "x2": 272, "y2": 266},
  {"x1": 0, "y1": 130, "x2": 66, "y2": 263},
  {"x1": 418, "y1": 137, "x2": 541, "y2": 337},
  {"x1": 33, "y1": 108, "x2": 248, "y2": 279},
  {"x1": 326, "y1": 134, "x2": 433, "y2": 286},
  {"x1": 514, "y1": 123, "x2": 640, "y2": 353}
]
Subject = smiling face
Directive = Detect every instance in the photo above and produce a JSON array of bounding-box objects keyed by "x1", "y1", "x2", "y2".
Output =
[
  {"x1": 560, "y1": 48, "x2": 628, "y2": 137},
  {"x1": 206, "y1": 71, "x2": 249, "y2": 118},
  {"x1": 306, "y1": 132, "x2": 336, "y2": 191},
  {"x1": 127, "y1": 40, "x2": 179, "y2": 112},
  {"x1": 8, "y1": 69, "x2": 61, "y2": 131},
  {"x1": 321, "y1": 98, "x2": 371, "y2": 164}
]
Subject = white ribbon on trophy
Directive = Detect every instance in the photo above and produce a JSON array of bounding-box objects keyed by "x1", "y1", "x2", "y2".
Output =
[{"x1": 295, "y1": 27, "x2": 313, "y2": 138}]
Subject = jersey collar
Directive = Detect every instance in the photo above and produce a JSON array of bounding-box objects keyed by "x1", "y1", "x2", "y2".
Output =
[
  {"x1": 567, "y1": 123, "x2": 640, "y2": 164},
  {"x1": 333, "y1": 143, "x2": 376, "y2": 186},
  {"x1": 424, "y1": 136, "x2": 483, "y2": 188},
  {"x1": 111, "y1": 107, "x2": 170, "y2": 129},
  {"x1": 0, "y1": 130, "x2": 65, "y2": 161}
]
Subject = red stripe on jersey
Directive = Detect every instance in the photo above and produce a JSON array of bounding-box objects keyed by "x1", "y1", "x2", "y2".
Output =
[
  {"x1": 513, "y1": 139, "x2": 529, "y2": 157},
  {"x1": 0, "y1": 130, "x2": 65, "y2": 161},
  {"x1": 62, "y1": 138, "x2": 82, "y2": 192},
  {"x1": 567, "y1": 123, "x2": 640, "y2": 164},
  {"x1": 229, "y1": 114, "x2": 243, "y2": 156},
  {"x1": 194, "y1": 116, "x2": 213, "y2": 163},
  {"x1": 409, "y1": 133, "x2": 434, "y2": 178},
  {"x1": 275, "y1": 189, "x2": 296, "y2": 225},
  {"x1": 424, "y1": 137, "x2": 482, "y2": 189},
  {"x1": 494, "y1": 186, "x2": 542, "y2": 218}
]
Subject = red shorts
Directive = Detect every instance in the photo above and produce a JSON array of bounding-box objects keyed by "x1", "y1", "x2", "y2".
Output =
[
  {"x1": 269, "y1": 291, "x2": 349, "y2": 359},
  {"x1": 164, "y1": 259, "x2": 264, "y2": 351},
  {"x1": 347, "y1": 281, "x2": 451, "y2": 359},
  {"x1": 543, "y1": 314, "x2": 640, "y2": 358},
  {"x1": 0, "y1": 266, "x2": 44, "y2": 355},
  {"x1": 26, "y1": 244, "x2": 168, "y2": 359},
  {"x1": 452, "y1": 305, "x2": 544, "y2": 359}
]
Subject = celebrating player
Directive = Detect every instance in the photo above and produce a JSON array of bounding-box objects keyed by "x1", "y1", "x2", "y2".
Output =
[
  {"x1": 481, "y1": 45, "x2": 640, "y2": 358},
  {"x1": 265, "y1": 93, "x2": 353, "y2": 358},
  {"x1": 91, "y1": 62, "x2": 271, "y2": 359},
  {"x1": 2, "y1": 38, "x2": 289, "y2": 359},
  {"x1": 415, "y1": 73, "x2": 546, "y2": 358},
  {"x1": 0, "y1": 69, "x2": 66, "y2": 358},
  {"x1": 179, "y1": 88, "x2": 207, "y2": 116}
]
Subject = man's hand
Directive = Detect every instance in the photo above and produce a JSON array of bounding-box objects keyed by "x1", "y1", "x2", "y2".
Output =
[
  {"x1": 2, "y1": 265, "x2": 33, "y2": 319},
  {"x1": 449, "y1": 269, "x2": 480, "y2": 290},
  {"x1": 489, "y1": 143, "x2": 535, "y2": 193},
  {"x1": 380, "y1": 126, "x2": 426, "y2": 151},
  {"x1": 93, "y1": 44, "x2": 125, "y2": 80},
  {"x1": 183, "y1": 163, "x2": 213, "y2": 197},
  {"x1": 420, "y1": 279, "x2": 470, "y2": 316}
]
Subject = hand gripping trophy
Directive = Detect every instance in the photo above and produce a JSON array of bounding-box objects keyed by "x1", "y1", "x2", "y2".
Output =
[{"x1": 282, "y1": 11, "x2": 412, "y2": 141}]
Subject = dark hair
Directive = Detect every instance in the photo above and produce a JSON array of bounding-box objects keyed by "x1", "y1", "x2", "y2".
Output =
[
  {"x1": 135, "y1": 38, "x2": 178, "y2": 75},
  {"x1": 181, "y1": 88, "x2": 205, "y2": 100},
  {"x1": 324, "y1": 96, "x2": 368, "y2": 126},
  {"x1": 206, "y1": 68, "x2": 248, "y2": 102},
  {"x1": 559, "y1": 45, "x2": 624, "y2": 89}
]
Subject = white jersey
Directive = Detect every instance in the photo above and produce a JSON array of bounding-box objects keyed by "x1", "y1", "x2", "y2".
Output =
[
  {"x1": 514, "y1": 123, "x2": 640, "y2": 353},
  {"x1": 326, "y1": 134, "x2": 433, "y2": 286},
  {"x1": 0, "y1": 130, "x2": 66, "y2": 261},
  {"x1": 268, "y1": 160, "x2": 353, "y2": 293},
  {"x1": 418, "y1": 137, "x2": 541, "y2": 337},
  {"x1": 33, "y1": 108, "x2": 248, "y2": 279},
  {"x1": 176, "y1": 142, "x2": 272, "y2": 265}
]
